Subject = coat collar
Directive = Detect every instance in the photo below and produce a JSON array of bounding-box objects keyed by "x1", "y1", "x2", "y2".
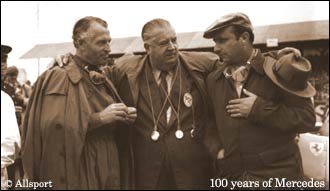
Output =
[
  {"x1": 65, "y1": 58, "x2": 82, "y2": 84},
  {"x1": 250, "y1": 49, "x2": 265, "y2": 75},
  {"x1": 214, "y1": 49, "x2": 265, "y2": 80},
  {"x1": 65, "y1": 55, "x2": 108, "y2": 85},
  {"x1": 126, "y1": 52, "x2": 209, "y2": 107}
]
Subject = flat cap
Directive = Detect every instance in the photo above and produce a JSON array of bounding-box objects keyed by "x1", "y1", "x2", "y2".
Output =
[
  {"x1": 204, "y1": 12, "x2": 253, "y2": 39},
  {"x1": 1, "y1": 45, "x2": 12, "y2": 55}
]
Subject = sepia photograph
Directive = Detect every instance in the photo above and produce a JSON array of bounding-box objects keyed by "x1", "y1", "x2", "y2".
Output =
[{"x1": 1, "y1": 1, "x2": 329, "y2": 190}]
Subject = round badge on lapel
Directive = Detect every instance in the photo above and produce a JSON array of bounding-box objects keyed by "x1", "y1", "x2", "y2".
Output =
[{"x1": 183, "y1": 93, "x2": 193, "y2": 108}]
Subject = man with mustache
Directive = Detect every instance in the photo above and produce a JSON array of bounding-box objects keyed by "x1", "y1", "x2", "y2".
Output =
[{"x1": 203, "y1": 12, "x2": 316, "y2": 189}]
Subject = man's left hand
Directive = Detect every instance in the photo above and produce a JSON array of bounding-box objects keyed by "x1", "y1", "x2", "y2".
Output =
[
  {"x1": 277, "y1": 47, "x2": 301, "y2": 59},
  {"x1": 48, "y1": 53, "x2": 72, "y2": 68},
  {"x1": 226, "y1": 89, "x2": 257, "y2": 118}
]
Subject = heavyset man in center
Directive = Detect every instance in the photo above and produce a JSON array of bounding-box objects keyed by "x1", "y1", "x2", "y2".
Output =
[{"x1": 109, "y1": 18, "x2": 220, "y2": 189}]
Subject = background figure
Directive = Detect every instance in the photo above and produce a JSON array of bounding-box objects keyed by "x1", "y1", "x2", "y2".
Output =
[
  {"x1": 2, "y1": 66, "x2": 29, "y2": 190},
  {"x1": 22, "y1": 16, "x2": 136, "y2": 190},
  {"x1": 1, "y1": 45, "x2": 21, "y2": 190},
  {"x1": 204, "y1": 12, "x2": 317, "y2": 189},
  {"x1": 3, "y1": 66, "x2": 29, "y2": 129}
]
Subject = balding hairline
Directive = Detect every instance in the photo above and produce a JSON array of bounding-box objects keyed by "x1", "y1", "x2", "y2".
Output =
[{"x1": 141, "y1": 18, "x2": 173, "y2": 42}]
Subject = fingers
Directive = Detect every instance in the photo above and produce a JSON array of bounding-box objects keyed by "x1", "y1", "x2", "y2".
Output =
[
  {"x1": 217, "y1": 149, "x2": 225, "y2": 159},
  {"x1": 48, "y1": 59, "x2": 57, "y2": 68},
  {"x1": 226, "y1": 104, "x2": 240, "y2": 110},
  {"x1": 278, "y1": 47, "x2": 301, "y2": 59},
  {"x1": 228, "y1": 99, "x2": 241, "y2": 104},
  {"x1": 112, "y1": 103, "x2": 126, "y2": 108},
  {"x1": 128, "y1": 107, "x2": 137, "y2": 114},
  {"x1": 242, "y1": 89, "x2": 255, "y2": 97},
  {"x1": 55, "y1": 55, "x2": 64, "y2": 67},
  {"x1": 126, "y1": 114, "x2": 137, "y2": 124},
  {"x1": 227, "y1": 108, "x2": 240, "y2": 114},
  {"x1": 114, "y1": 110, "x2": 128, "y2": 118},
  {"x1": 55, "y1": 53, "x2": 72, "y2": 67},
  {"x1": 226, "y1": 103, "x2": 241, "y2": 117},
  {"x1": 290, "y1": 48, "x2": 301, "y2": 57},
  {"x1": 230, "y1": 113, "x2": 243, "y2": 118},
  {"x1": 102, "y1": 104, "x2": 137, "y2": 125},
  {"x1": 108, "y1": 103, "x2": 129, "y2": 114},
  {"x1": 127, "y1": 113, "x2": 137, "y2": 119}
]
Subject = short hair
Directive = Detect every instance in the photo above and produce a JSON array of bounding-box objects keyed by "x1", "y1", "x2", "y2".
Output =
[
  {"x1": 231, "y1": 25, "x2": 254, "y2": 43},
  {"x1": 72, "y1": 16, "x2": 108, "y2": 48},
  {"x1": 141, "y1": 18, "x2": 172, "y2": 42}
]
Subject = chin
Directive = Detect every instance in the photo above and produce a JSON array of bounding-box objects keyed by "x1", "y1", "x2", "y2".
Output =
[{"x1": 166, "y1": 60, "x2": 178, "y2": 69}]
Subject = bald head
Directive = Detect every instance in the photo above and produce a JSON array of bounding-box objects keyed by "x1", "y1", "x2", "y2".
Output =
[{"x1": 141, "y1": 18, "x2": 174, "y2": 42}]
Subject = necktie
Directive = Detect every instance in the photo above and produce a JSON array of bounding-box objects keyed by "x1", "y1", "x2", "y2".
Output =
[
  {"x1": 160, "y1": 71, "x2": 171, "y2": 124},
  {"x1": 160, "y1": 71, "x2": 169, "y2": 93}
]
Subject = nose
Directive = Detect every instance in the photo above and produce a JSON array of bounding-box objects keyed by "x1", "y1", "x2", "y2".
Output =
[
  {"x1": 105, "y1": 43, "x2": 111, "y2": 53},
  {"x1": 168, "y1": 41, "x2": 177, "y2": 50},
  {"x1": 214, "y1": 43, "x2": 222, "y2": 55}
]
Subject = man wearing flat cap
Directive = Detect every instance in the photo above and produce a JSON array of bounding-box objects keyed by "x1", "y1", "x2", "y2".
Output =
[
  {"x1": 203, "y1": 12, "x2": 316, "y2": 188},
  {"x1": 1, "y1": 45, "x2": 21, "y2": 190}
]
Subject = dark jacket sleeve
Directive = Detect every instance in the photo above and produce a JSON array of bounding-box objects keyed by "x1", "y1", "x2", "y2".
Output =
[
  {"x1": 204, "y1": 107, "x2": 223, "y2": 159},
  {"x1": 203, "y1": 71, "x2": 223, "y2": 159},
  {"x1": 248, "y1": 89, "x2": 317, "y2": 133}
]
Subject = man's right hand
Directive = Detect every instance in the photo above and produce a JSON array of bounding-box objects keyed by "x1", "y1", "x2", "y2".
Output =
[
  {"x1": 126, "y1": 107, "x2": 137, "y2": 124},
  {"x1": 217, "y1": 149, "x2": 225, "y2": 159},
  {"x1": 99, "y1": 103, "x2": 129, "y2": 125}
]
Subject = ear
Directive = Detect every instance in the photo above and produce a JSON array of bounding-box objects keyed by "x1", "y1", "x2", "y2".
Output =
[
  {"x1": 240, "y1": 32, "x2": 250, "y2": 43},
  {"x1": 75, "y1": 38, "x2": 86, "y2": 50},
  {"x1": 144, "y1": 42, "x2": 150, "y2": 52}
]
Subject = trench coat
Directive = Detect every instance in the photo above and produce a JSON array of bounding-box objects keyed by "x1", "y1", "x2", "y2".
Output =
[{"x1": 22, "y1": 59, "x2": 133, "y2": 190}]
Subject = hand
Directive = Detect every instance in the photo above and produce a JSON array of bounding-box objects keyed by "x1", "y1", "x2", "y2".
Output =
[
  {"x1": 126, "y1": 107, "x2": 137, "y2": 124},
  {"x1": 217, "y1": 149, "x2": 225, "y2": 159},
  {"x1": 99, "y1": 103, "x2": 129, "y2": 125},
  {"x1": 49, "y1": 53, "x2": 72, "y2": 68},
  {"x1": 226, "y1": 89, "x2": 257, "y2": 118},
  {"x1": 277, "y1": 47, "x2": 301, "y2": 59}
]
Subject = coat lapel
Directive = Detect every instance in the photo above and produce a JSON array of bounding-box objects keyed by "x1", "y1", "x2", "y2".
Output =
[
  {"x1": 179, "y1": 54, "x2": 209, "y2": 111},
  {"x1": 126, "y1": 56, "x2": 147, "y2": 107}
]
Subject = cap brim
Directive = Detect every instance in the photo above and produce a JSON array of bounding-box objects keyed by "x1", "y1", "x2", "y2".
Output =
[
  {"x1": 203, "y1": 31, "x2": 215, "y2": 39},
  {"x1": 1, "y1": 45, "x2": 12, "y2": 54},
  {"x1": 203, "y1": 25, "x2": 228, "y2": 39},
  {"x1": 263, "y1": 61, "x2": 316, "y2": 98}
]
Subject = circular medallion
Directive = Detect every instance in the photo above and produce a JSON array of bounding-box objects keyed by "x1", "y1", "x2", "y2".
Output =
[
  {"x1": 151, "y1": 130, "x2": 160, "y2": 141},
  {"x1": 175, "y1": 129, "x2": 184, "y2": 139}
]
